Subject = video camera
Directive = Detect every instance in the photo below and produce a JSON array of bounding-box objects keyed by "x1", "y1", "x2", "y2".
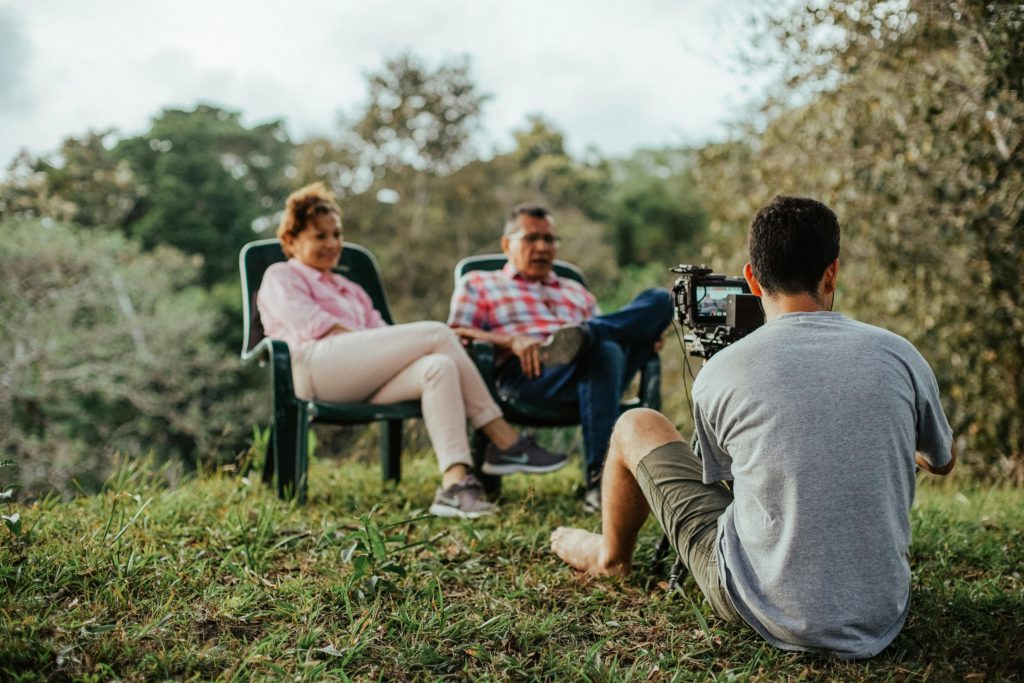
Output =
[{"x1": 671, "y1": 264, "x2": 765, "y2": 359}]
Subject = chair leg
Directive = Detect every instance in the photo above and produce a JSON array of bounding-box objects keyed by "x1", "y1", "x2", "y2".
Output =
[
  {"x1": 273, "y1": 400, "x2": 310, "y2": 502},
  {"x1": 262, "y1": 423, "x2": 275, "y2": 485},
  {"x1": 273, "y1": 400, "x2": 302, "y2": 500},
  {"x1": 381, "y1": 419, "x2": 402, "y2": 483},
  {"x1": 294, "y1": 408, "x2": 310, "y2": 504},
  {"x1": 471, "y1": 430, "x2": 502, "y2": 495}
]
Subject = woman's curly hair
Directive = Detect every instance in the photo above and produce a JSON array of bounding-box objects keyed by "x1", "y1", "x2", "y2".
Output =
[{"x1": 277, "y1": 182, "x2": 342, "y2": 257}]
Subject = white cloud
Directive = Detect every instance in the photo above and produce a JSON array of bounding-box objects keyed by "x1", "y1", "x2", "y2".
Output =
[
  {"x1": 0, "y1": 0, "x2": 771, "y2": 166},
  {"x1": 0, "y1": 6, "x2": 32, "y2": 114}
]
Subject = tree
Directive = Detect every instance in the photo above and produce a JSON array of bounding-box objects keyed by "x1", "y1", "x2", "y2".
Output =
[
  {"x1": 507, "y1": 116, "x2": 612, "y2": 215},
  {"x1": 350, "y1": 52, "x2": 488, "y2": 176},
  {"x1": 0, "y1": 130, "x2": 138, "y2": 229},
  {"x1": 605, "y1": 148, "x2": 707, "y2": 266},
  {"x1": 694, "y1": 0, "x2": 1024, "y2": 477},
  {"x1": 0, "y1": 219, "x2": 261, "y2": 497},
  {"x1": 115, "y1": 104, "x2": 292, "y2": 285}
]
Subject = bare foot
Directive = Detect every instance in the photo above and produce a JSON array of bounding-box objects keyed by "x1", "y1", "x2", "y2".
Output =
[{"x1": 550, "y1": 527, "x2": 630, "y2": 577}]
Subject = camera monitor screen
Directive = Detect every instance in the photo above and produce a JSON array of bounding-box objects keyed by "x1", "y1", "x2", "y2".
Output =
[{"x1": 694, "y1": 284, "x2": 747, "y2": 323}]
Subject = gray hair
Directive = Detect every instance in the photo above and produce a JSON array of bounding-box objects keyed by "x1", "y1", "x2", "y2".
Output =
[{"x1": 504, "y1": 203, "x2": 555, "y2": 235}]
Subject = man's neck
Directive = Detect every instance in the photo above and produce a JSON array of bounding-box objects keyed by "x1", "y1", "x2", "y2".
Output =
[{"x1": 761, "y1": 292, "x2": 829, "y2": 321}]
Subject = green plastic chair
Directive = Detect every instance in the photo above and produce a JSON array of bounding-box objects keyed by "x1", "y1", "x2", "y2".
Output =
[
  {"x1": 453, "y1": 254, "x2": 662, "y2": 492},
  {"x1": 240, "y1": 238, "x2": 421, "y2": 502}
]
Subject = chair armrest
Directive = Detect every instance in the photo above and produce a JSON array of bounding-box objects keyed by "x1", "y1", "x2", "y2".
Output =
[
  {"x1": 465, "y1": 340, "x2": 497, "y2": 395},
  {"x1": 242, "y1": 337, "x2": 298, "y2": 401}
]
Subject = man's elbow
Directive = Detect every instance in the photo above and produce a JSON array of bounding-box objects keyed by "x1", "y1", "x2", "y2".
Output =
[{"x1": 916, "y1": 444, "x2": 957, "y2": 476}]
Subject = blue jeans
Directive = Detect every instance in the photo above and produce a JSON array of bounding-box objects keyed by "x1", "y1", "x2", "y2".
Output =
[{"x1": 496, "y1": 288, "x2": 674, "y2": 481}]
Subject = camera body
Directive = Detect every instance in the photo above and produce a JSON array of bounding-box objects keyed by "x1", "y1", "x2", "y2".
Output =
[{"x1": 671, "y1": 264, "x2": 765, "y2": 359}]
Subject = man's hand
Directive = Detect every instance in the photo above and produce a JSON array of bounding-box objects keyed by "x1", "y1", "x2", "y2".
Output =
[
  {"x1": 451, "y1": 327, "x2": 544, "y2": 377},
  {"x1": 510, "y1": 335, "x2": 543, "y2": 378},
  {"x1": 452, "y1": 326, "x2": 499, "y2": 346}
]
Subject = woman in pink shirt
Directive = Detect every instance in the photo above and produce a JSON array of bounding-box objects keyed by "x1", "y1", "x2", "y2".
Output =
[{"x1": 258, "y1": 183, "x2": 566, "y2": 518}]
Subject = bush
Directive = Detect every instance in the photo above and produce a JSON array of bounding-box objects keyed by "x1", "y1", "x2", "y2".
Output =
[{"x1": 0, "y1": 219, "x2": 262, "y2": 497}]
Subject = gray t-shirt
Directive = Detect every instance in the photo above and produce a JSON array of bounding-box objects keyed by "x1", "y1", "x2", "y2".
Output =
[{"x1": 692, "y1": 311, "x2": 952, "y2": 660}]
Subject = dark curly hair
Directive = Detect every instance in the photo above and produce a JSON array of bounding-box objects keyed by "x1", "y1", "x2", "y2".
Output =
[
  {"x1": 748, "y1": 196, "x2": 840, "y2": 296},
  {"x1": 277, "y1": 182, "x2": 342, "y2": 258}
]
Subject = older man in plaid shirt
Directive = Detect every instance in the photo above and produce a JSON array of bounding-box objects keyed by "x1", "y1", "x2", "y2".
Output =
[{"x1": 449, "y1": 204, "x2": 673, "y2": 510}]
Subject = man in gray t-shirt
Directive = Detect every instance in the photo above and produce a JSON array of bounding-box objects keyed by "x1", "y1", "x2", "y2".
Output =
[{"x1": 551, "y1": 196, "x2": 954, "y2": 660}]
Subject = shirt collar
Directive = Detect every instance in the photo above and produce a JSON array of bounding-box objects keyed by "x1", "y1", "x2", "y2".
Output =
[
  {"x1": 502, "y1": 261, "x2": 560, "y2": 286},
  {"x1": 288, "y1": 258, "x2": 342, "y2": 286}
]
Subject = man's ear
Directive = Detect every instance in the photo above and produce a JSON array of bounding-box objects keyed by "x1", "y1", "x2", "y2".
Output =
[
  {"x1": 500, "y1": 235, "x2": 511, "y2": 256},
  {"x1": 822, "y1": 258, "x2": 840, "y2": 293},
  {"x1": 743, "y1": 262, "x2": 763, "y2": 297}
]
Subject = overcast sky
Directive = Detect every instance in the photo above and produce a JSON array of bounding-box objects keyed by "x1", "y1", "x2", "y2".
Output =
[{"x1": 0, "y1": 0, "x2": 773, "y2": 168}]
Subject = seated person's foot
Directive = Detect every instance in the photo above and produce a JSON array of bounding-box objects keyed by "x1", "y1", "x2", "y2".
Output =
[
  {"x1": 539, "y1": 324, "x2": 590, "y2": 366},
  {"x1": 429, "y1": 474, "x2": 497, "y2": 519},
  {"x1": 550, "y1": 527, "x2": 630, "y2": 577},
  {"x1": 482, "y1": 433, "x2": 568, "y2": 475}
]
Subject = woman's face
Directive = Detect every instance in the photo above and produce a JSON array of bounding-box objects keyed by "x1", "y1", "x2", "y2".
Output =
[{"x1": 287, "y1": 212, "x2": 343, "y2": 272}]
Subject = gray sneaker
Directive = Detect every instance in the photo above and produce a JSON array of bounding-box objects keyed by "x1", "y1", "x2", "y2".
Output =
[
  {"x1": 482, "y1": 433, "x2": 568, "y2": 475},
  {"x1": 539, "y1": 324, "x2": 590, "y2": 366},
  {"x1": 429, "y1": 475, "x2": 497, "y2": 519}
]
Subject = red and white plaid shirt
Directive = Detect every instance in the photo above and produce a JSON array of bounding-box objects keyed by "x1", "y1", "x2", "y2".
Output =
[{"x1": 448, "y1": 263, "x2": 599, "y2": 340}]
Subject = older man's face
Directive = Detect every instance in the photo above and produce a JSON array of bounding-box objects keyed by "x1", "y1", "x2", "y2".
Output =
[{"x1": 502, "y1": 215, "x2": 558, "y2": 281}]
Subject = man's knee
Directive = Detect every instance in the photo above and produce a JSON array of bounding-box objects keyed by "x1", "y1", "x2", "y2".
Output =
[
  {"x1": 610, "y1": 408, "x2": 683, "y2": 473},
  {"x1": 641, "y1": 288, "x2": 674, "y2": 326},
  {"x1": 618, "y1": 288, "x2": 673, "y2": 338},
  {"x1": 588, "y1": 339, "x2": 625, "y2": 366}
]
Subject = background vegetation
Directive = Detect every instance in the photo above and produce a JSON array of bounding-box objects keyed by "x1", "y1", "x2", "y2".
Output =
[{"x1": 0, "y1": 0, "x2": 1021, "y2": 496}]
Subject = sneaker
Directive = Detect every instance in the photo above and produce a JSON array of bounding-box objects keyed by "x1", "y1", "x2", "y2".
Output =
[
  {"x1": 539, "y1": 324, "x2": 590, "y2": 366},
  {"x1": 482, "y1": 433, "x2": 568, "y2": 475},
  {"x1": 429, "y1": 474, "x2": 497, "y2": 519},
  {"x1": 582, "y1": 483, "x2": 601, "y2": 513}
]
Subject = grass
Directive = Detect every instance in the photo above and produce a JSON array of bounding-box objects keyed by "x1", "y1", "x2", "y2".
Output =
[{"x1": 1, "y1": 451, "x2": 1022, "y2": 682}]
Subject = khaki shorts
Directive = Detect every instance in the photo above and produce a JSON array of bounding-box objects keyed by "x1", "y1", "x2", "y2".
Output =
[{"x1": 636, "y1": 441, "x2": 741, "y2": 623}]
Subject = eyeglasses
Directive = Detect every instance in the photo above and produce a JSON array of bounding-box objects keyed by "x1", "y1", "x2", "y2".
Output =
[{"x1": 507, "y1": 231, "x2": 559, "y2": 245}]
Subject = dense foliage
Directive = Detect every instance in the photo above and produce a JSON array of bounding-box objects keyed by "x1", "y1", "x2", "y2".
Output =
[
  {"x1": 115, "y1": 105, "x2": 293, "y2": 286},
  {"x1": 0, "y1": 220, "x2": 259, "y2": 495},
  {"x1": 695, "y1": 0, "x2": 1023, "y2": 480}
]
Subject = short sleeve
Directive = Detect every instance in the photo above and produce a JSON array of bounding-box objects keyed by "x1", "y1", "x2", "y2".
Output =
[
  {"x1": 910, "y1": 352, "x2": 953, "y2": 469},
  {"x1": 448, "y1": 273, "x2": 490, "y2": 330}
]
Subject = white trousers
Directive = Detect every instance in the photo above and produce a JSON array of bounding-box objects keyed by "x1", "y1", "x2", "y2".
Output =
[{"x1": 292, "y1": 321, "x2": 503, "y2": 472}]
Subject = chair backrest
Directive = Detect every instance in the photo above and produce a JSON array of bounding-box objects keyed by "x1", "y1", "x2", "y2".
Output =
[
  {"x1": 453, "y1": 254, "x2": 588, "y2": 289},
  {"x1": 240, "y1": 238, "x2": 396, "y2": 359}
]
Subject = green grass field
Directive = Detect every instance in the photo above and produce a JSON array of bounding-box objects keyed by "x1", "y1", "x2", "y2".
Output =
[{"x1": 2, "y1": 451, "x2": 1022, "y2": 682}]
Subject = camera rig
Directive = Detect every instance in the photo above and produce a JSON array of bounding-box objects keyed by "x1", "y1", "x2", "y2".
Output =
[{"x1": 671, "y1": 264, "x2": 764, "y2": 359}]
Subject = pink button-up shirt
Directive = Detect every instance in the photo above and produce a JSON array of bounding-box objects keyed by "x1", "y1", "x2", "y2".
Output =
[{"x1": 257, "y1": 259, "x2": 386, "y2": 353}]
